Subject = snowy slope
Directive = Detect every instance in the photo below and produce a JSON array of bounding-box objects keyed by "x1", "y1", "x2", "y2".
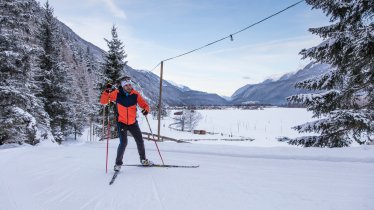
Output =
[{"x1": 1, "y1": 140, "x2": 373, "y2": 210}]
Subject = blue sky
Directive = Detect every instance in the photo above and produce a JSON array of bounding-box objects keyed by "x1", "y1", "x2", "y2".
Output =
[{"x1": 37, "y1": 0, "x2": 330, "y2": 96}]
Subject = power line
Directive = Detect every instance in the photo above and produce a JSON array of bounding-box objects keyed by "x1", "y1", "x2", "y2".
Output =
[
  {"x1": 149, "y1": 0, "x2": 305, "y2": 143},
  {"x1": 157, "y1": 0, "x2": 304, "y2": 63},
  {"x1": 150, "y1": 62, "x2": 161, "y2": 73}
]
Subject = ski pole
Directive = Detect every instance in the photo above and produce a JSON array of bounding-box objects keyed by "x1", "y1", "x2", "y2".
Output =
[
  {"x1": 106, "y1": 105, "x2": 109, "y2": 173},
  {"x1": 103, "y1": 105, "x2": 108, "y2": 173},
  {"x1": 106, "y1": 99, "x2": 111, "y2": 174},
  {"x1": 102, "y1": 105, "x2": 105, "y2": 141},
  {"x1": 145, "y1": 115, "x2": 165, "y2": 165}
]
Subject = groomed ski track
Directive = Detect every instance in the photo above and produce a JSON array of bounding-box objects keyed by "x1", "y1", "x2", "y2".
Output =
[{"x1": 0, "y1": 138, "x2": 373, "y2": 210}]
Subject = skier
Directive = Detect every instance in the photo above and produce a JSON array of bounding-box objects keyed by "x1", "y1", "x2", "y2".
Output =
[{"x1": 100, "y1": 76, "x2": 153, "y2": 171}]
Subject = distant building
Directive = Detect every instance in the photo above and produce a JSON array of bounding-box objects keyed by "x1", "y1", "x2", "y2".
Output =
[
  {"x1": 174, "y1": 111, "x2": 183, "y2": 115},
  {"x1": 193, "y1": 130, "x2": 206, "y2": 135}
]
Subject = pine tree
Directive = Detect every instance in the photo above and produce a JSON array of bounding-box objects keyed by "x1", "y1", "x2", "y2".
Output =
[
  {"x1": 0, "y1": 0, "x2": 52, "y2": 145},
  {"x1": 36, "y1": 1, "x2": 73, "y2": 143},
  {"x1": 286, "y1": 0, "x2": 374, "y2": 147},
  {"x1": 101, "y1": 25, "x2": 128, "y2": 88},
  {"x1": 70, "y1": 48, "x2": 94, "y2": 139},
  {"x1": 99, "y1": 25, "x2": 128, "y2": 139}
]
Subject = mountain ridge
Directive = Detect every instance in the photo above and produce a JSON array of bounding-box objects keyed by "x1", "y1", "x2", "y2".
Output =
[
  {"x1": 230, "y1": 62, "x2": 330, "y2": 105},
  {"x1": 9, "y1": 0, "x2": 328, "y2": 107}
]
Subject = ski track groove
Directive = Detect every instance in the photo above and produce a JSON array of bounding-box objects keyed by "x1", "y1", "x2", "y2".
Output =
[
  {"x1": 78, "y1": 194, "x2": 102, "y2": 210},
  {"x1": 29, "y1": 168, "x2": 54, "y2": 178},
  {"x1": 34, "y1": 183, "x2": 56, "y2": 197},
  {"x1": 45, "y1": 189, "x2": 74, "y2": 204},
  {"x1": 91, "y1": 197, "x2": 105, "y2": 210},
  {"x1": 1, "y1": 178, "x2": 20, "y2": 210},
  {"x1": 155, "y1": 148, "x2": 374, "y2": 164},
  {"x1": 88, "y1": 145, "x2": 373, "y2": 164},
  {"x1": 150, "y1": 175, "x2": 165, "y2": 210}
]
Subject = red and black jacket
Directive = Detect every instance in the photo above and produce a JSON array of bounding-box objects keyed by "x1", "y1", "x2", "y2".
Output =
[{"x1": 100, "y1": 88, "x2": 150, "y2": 125}]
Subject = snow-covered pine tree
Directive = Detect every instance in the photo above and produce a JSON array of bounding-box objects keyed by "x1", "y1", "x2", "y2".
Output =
[
  {"x1": 99, "y1": 25, "x2": 128, "y2": 139},
  {"x1": 286, "y1": 0, "x2": 374, "y2": 147},
  {"x1": 100, "y1": 25, "x2": 128, "y2": 89},
  {"x1": 85, "y1": 47, "x2": 97, "y2": 75},
  {"x1": 69, "y1": 48, "x2": 94, "y2": 139},
  {"x1": 36, "y1": 1, "x2": 74, "y2": 143},
  {"x1": 84, "y1": 47, "x2": 101, "y2": 120},
  {"x1": 0, "y1": 0, "x2": 52, "y2": 145}
]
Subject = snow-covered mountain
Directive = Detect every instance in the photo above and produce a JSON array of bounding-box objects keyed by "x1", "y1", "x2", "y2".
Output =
[
  {"x1": 33, "y1": 2, "x2": 227, "y2": 106},
  {"x1": 125, "y1": 66, "x2": 228, "y2": 106},
  {"x1": 166, "y1": 80, "x2": 191, "y2": 92},
  {"x1": 231, "y1": 62, "x2": 330, "y2": 105},
  {"x1": 1, "y1": 0, "x2": 328, "y2": 109}
]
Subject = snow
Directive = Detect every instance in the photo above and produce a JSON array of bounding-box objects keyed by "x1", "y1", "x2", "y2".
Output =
[
  {"x1": 138, "y1": 108, "x2": 315, "y2": 147},
  {"x1": 1, "y1": 108, "x2": 373, "y2": 209},
  {"x1": 0, "y1": 140, "x2": 373, "y2": 210},
  {"x1": 166, "y1": 80, "x2": 191, "y2": 92},
  {"x1": 264, "y1": 73, "x2": 289, "y2": 82}
]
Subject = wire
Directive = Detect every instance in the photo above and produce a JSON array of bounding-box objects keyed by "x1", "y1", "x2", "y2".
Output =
[
  {"x1": 150, "y1": 62, "x2": 161, "y2": 73},
  {"x1": 157, "y1": 0, "x2": 304, "y2": 63}
]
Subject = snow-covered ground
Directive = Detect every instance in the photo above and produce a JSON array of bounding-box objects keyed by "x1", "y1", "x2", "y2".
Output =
[
  {"x1": 1, "y1": 108, "x2": 373, "y2": 210},
  {"x1": 1, "y1": 140, "x2": 373, "y2": 210},
  {"x1": 138, "y1": 108, "x2": 314, "y2": 147}
]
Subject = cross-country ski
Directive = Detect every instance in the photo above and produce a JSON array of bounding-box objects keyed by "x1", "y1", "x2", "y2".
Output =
[
  {"x1": 123, "y1": 164, "x2": 199, "y2": 168},
  {"x1": 109, "y1": 171, "x2": 120, "y2": 185}
]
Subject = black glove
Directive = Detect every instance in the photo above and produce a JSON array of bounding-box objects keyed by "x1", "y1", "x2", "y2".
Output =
[
  {"x1": 141, "y1": 109, "x2": 148, "y2": 116},
  {"x1": 105, "y1": 84, "x2": 113, "y2": 93}
]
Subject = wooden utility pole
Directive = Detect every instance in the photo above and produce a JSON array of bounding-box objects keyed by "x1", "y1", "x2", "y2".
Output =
[{"x1": 157, "y1": 61, "x2": 164, "y2": 141}]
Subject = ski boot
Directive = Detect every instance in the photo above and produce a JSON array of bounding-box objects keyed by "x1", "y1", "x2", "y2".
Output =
[
  {"x1": 114, "y1": 164, "x2": 121, "y2": 172},
  {"x1": 141, "y1": 159, "x2": 154, "y2": 166}
]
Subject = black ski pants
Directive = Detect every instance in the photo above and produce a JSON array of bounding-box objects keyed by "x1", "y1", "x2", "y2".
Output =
[{"x1": 115, "y1": 121, "x2": 146, "y2": 165}]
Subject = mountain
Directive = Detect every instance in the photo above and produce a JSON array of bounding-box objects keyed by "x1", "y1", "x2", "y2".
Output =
[
  {"x1": 46, "y1": 6, "x2": 227, "y2": 106},
  {"x1": 3, "y1": 0, "x2": 327, "y2": 111},
  {"x1": 230, "y1": 62, "x2": 330, "y2": 105},
  {"x1": 1, "y1": 0, "x2": 229, "y2": 145},
  {"x1": 166, "y1": 80, "x2": 192, "y2": 92},
  {"x1": 15, "y1": 0, "x2": 228, "y2": 107},
  {"x1": 125, "y1": 66, "x2": 228, "y2": 106}
]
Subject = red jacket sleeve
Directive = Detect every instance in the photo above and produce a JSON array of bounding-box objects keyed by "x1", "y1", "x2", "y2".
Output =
[
  {"x1": 99, "y1": 89, "x2": 118, "y2": 105},
  {"x1": 135, "y1": 91, "x2": 150, "y2": 112}
]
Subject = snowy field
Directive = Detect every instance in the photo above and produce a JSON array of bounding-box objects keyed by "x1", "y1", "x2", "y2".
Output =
[
  {"x1": 138, "y1": 107, "x2": 314, "y2": 147},
  {"x1": 1, "y1": 108, "x2": 373, "y2": 210}
]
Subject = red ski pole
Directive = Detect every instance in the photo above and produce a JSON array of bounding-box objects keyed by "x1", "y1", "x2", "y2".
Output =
[
  {"x1": 102, "y1": 105, "x2": 105, "y2": 141},
  {"x1": 145, "y1": 115, "x2": 165, "y2": 165},
  {"x1": 102, "y1": 105, "x2": 107, "y2": 173},
  {"x1": 106, "y1": 99, "x2": 111, "y2": 173}
]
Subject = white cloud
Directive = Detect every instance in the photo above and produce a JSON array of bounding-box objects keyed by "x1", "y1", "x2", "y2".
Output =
[
  {"x1": 36, "y1": 0, "x2": 126, "y2": 20},
  {"x1": 99, "y1": 0, "x2": 127, "y2": 19}
]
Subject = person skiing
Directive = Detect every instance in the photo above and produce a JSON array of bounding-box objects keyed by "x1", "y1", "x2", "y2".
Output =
[{"x1": 100, "y1": 76, "x2": 153, "y2": 171}]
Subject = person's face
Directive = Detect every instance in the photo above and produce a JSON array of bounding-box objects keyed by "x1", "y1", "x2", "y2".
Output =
[{"x1": 123, "y1": 84, "x2": 132, "y2": 92}]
